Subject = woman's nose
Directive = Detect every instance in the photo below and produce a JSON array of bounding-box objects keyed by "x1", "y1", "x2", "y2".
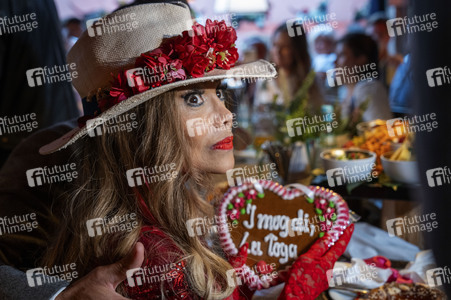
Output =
[{"x1": 212, "y1": 107, "x2": 233, "y2": 131}]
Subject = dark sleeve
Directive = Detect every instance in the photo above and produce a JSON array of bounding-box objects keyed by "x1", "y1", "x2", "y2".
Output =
[
  {"x1": 0, "y1": 120, "x2": 77, "y2": 270},
  {"x1": 0, "y1": 0, "x2": 80, "y2": 151},
  {"x1": 0, "y1": 265, "x2": 68, "y2": 300},
  {"x1": 411, "y1": 0, "x2": 451, "y2": 296}
]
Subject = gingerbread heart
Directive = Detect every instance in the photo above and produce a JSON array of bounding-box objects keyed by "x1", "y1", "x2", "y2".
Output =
[{"x1": 216, "y1": 180, "x2": 350, "y2": 289}]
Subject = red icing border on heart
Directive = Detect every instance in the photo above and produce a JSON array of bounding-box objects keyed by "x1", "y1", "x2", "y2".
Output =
[{"x1": 216, "y1": 180, "x2": 350, "y2": 290}]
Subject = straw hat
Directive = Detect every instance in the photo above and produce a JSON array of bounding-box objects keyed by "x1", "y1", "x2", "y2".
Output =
[{"x1": 39, "y1": 1, "x2": 276, "y2": 155}]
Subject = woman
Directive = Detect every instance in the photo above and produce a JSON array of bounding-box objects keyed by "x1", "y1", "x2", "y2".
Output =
[
  {"x1": 40, "y1": 2, "x2": 353, "y2": 299},
  {"x1": 252, "y1": 23, "x2": 325, "y2": 140},
  {"x1": 253, "y1": 24, "x2": 324, "y2": 110},
  {"x1": 334, "y1": 33, "x2": 392, "y2": 122}
]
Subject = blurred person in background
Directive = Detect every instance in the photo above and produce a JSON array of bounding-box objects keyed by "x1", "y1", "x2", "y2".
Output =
[
  {"x1": 389, "y1": 53, "x2": 413, "y2": 116},
  {"x1": 62, "y1": 17, "x2": 83, "y2": 52},
  {"x1": 311, "y1": 28, "x2": 337, "y2": 75},
  {"x1": 367, "y1": 12, "x2": 404, "y2": 89},
  {"x1": 251, "y1": 23, "x2": 325, "y2": 138},
  {"x1": 266, "y1": 23, "x2": 324, "y2": 109},
  {"x1": 335, "y1": 32, "x2": 392, "y2": 123},
  {"x1": 0, "y1": 0, "x2": 80, "y2": 167},
  {"x1": 309, "y1": 27, "x2": 338, "y2": 103},
  {"x1": 240, "y1": 36, "x2": 269, "y2": 109},
  {"x1": 389, "y1": 31, "x2": 413, "y2": 116}
]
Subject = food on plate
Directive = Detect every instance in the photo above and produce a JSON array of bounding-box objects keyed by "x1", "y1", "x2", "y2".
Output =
[
  {"x1": 356, "y1": 282, "x2": 446, "y2": 300},
  {"x1": 343, "y1": 120, "x2": 409, "y2": 174},
  {"x1": 388, "y1": 133, "x2": 414, "y2": 161},
  {"x1": 322, "y1": 149, "x2": 372, "y2": 161}
]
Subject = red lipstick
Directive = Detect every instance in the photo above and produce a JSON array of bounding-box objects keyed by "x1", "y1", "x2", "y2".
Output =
[{"x1": 212, "y1": 136, "x2": 233, "y2": 150}]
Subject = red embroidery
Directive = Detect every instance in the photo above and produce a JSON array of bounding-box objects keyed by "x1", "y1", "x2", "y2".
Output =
[
  {"x1": 123, "y1": 226, "x2": 194, "y2": 299},
  {"x1": 124, "y1": 194, "x2": 247, "y2": 299}
]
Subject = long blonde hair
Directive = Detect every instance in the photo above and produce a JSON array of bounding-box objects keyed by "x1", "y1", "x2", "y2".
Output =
[{"x1": 43, "y1": 91, "x2": 235, "y2": 299}]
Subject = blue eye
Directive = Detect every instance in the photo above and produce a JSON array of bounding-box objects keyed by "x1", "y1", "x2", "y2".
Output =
[
  {"x1": 216, "y1": 89, "x2": 226, "y2": 101},
  {"x1": 183, "y1": 91, "x2": 204, "y2": 107}
]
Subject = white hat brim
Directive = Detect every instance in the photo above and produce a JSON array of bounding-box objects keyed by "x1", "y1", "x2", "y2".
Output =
[{"x1": 39, "y1": 60, "x2": 277, "y2": 155}]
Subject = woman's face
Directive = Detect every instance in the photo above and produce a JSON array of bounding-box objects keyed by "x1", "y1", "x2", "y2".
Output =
[
  {"x1": 176, "y1": 81, "x2": 234, "y2": 174},
  {"x1": 335, "y1": 43, "x2": 366, "y2": 69},
  {"x1": 272, "y1": 31, "x2": 294, "y2": 71},
  {"x1": 314, "y1": 36, "x2": 335, "y2": 55}
]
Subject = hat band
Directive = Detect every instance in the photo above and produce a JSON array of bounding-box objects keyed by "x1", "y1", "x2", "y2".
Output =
[{"x1": 77, "y1": 19, "x2": 239, "y2": 128}]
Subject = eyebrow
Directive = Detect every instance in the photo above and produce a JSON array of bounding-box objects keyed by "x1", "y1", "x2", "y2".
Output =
[{"x1": 180, "y1": 88, "x2": 205, "y2": 98}]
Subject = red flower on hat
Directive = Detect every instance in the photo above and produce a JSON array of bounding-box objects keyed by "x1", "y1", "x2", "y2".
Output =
[
  {"x1": 100, "y1": 71, "x2": 134, "y2": 112},
  {"x1": 182, "y1": 54, "x2": 211, "y2": 78},
  {"x1": 166, "y1": 59, "x2": 187, "y2": 82},
  {"x1": 205, "y1": 20, "x2": 238, "y2": 69},
  {"x1": 88, "y1": 19, "x2": 238, "y2": 121}
]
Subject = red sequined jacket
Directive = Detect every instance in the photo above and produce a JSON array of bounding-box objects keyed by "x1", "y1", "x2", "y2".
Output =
[{"x1": 123, "y1": 197, "x2": 249, "y2": 299}]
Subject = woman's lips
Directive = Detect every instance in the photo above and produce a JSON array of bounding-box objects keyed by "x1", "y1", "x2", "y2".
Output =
[{"x1": 211, "y1": 136, "x2": 233, "y2": 150}]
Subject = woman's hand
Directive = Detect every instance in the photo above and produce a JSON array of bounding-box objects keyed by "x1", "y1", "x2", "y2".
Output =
[
  {"x1": 56, "y1": 242, "x2": 145, "y2": 300},
  {"x1": 278, "y1": 224, "x2": 355, "y2": 300}
]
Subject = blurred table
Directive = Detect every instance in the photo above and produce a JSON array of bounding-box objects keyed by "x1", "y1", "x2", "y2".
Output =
[{"x1": 312, "y1": 175, "x2": 416, "y2": 201}]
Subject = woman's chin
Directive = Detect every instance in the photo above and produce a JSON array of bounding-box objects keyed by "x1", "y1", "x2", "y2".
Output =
[{"x1": 205, "y1": 157, "x2": 235, "y2": 174}]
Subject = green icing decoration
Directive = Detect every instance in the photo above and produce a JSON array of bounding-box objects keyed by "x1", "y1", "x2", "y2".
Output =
[
  {"x1": 227, "y1": 203, "x2": 233, "y2": 210},
  {"x1": 315, "y1": 208, "x2": 323, "y2": 215},
  {"x1": 331, "y1": 214, "x2": 337, "y2": 221},
  {"x1": 319, "y1": 215, "x2": 325, "y2": 222},
  {"x1": 329, "y1": 201, "x2": 335, "y2": 208},
  {"x1": 306, "y1": 197, "x2": 314, "y2": 203},
  {"x1": 319, "y1": 232, "x2": 325, "y2": 238},
  {"x1": 257, "y1": 193, "x2": 265, "y2": 198},
  {"x1": 240, "y1": 208, "x2": 246, "y2": 215},
  {"x1": 246, "y1": 199, "x2": 252, "y2": 204},
  {"x1": 232, "y1": 219, "x2": 238, "y2": 226},
  {"x1": 238, "y1": 192, "x2": 245, "y2": 198}
]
